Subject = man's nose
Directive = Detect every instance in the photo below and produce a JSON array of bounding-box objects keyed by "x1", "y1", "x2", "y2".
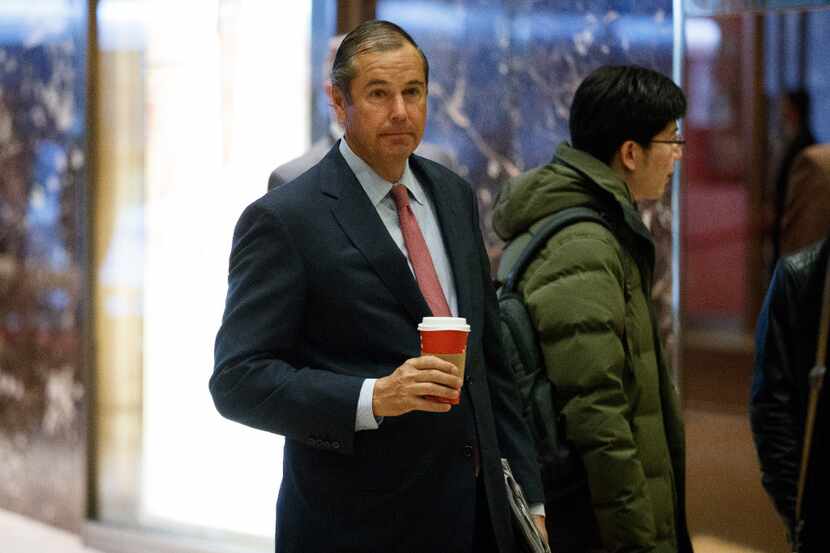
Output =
[{"x1": 389, "y1": 94, "x2": 407, "y2": 120}]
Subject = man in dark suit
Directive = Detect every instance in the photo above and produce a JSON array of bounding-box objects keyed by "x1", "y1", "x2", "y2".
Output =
[{"x1": 211, "y1": 20, "x2": 544, "y2": 553}]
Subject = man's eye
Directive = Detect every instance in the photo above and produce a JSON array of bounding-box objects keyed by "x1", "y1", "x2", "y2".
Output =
[
  {"x1": 369, "y1": 89, "x2": 386, "y2": 98},
  {"x1": 404, "y1": 88, "x2": 422, "y2": 97}
]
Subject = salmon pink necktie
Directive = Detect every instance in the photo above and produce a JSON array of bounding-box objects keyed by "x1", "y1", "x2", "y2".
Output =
[{"x1": 390, "y1": 184, "x2": 451, "y2": 317}]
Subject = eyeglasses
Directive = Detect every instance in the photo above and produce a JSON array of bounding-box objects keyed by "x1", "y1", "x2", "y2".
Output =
[{"x1": 650, "y1": 135, "x2": 686, "y2": 147}]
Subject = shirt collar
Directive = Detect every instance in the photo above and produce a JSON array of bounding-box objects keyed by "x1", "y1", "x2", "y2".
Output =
[{"x1": 339, "y1": 138, "x2": 426, "y2": 207}]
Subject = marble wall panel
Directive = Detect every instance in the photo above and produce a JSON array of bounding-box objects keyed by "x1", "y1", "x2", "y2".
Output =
[
  {"x1": 377, "y1": 0, "x2": 678, "y2": 353},
  {"x1": 0, "y1": 2, "x2": 87, "y2": 532}
]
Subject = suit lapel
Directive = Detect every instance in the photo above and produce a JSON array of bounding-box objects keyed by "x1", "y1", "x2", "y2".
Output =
[
  {"x1": 411, "y1": 157, "x2": 474, "y2": 320},
  {"x1": 321, "y1": 146, "x2": 431, "y2": 324}
]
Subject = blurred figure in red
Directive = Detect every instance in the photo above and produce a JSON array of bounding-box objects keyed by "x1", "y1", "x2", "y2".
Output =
[
  {"x1": 777, "y1": 143, "x2": 830, "y2": 258},
  {"x1": 771, "y1": 89, "x2": 816, "y2": 266}
]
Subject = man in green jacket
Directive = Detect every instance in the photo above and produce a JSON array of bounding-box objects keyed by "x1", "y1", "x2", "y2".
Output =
[{"x1": 493, "y1": 65, "x2": 693, "y2": 553}]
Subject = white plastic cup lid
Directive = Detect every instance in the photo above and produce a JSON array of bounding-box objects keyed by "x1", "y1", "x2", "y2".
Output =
[{"x1": 418, "y1": 316, "x2": 470, "y2": 332}]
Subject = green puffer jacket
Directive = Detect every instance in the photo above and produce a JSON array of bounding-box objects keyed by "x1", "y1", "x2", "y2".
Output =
[{"x1": 493, "y1": 143, "x2": 692, "y2": 553}]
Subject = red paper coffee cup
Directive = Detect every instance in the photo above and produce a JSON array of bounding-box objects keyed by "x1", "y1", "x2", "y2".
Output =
[{"x1": 418, "y1": 317, "x2": 470, "y2": 405}]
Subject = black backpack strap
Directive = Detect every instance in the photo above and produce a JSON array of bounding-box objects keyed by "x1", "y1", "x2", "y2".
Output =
[{"x1": 501, "y1": 206, "x2": 610, "y2": 293}]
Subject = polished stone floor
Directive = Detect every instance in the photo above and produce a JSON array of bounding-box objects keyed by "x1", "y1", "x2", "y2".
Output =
[
  {"x1": 0, "y1": 506, "x2": 771, "y2": 553},
  {"x1": 685, "y1": 407, "x2": 790, "y2": 553},
  {"x1": 0, "y1": 509, "x2": 103, "y2": 553}
]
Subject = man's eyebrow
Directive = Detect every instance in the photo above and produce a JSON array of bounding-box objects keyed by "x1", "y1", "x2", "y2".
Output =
[
  {"x1": 363, "y1": 78, "x2": 425, "y2": 88},
  {"x1": 364, "y1": 79, "x2": 389, "y2": 88}
]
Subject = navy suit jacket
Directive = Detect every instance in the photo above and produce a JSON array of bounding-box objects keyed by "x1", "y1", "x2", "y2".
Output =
[{"x1": 212, "y1": 144, "x2": 542, "y2": 553}]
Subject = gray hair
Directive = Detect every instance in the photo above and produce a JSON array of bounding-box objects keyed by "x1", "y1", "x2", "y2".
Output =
[{"x1": 331, "y1": 20, "x2": 429, "y2": 103}]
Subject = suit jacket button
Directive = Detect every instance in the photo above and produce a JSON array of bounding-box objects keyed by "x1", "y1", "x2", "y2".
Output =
[{"x1": 463, "y1": 444, "x2": 473, "y2": 458}]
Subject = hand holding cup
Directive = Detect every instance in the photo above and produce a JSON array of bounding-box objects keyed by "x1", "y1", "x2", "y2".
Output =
[
  {"x1": 372, "y1": 355, "x2": 462, "y2": 416},
  {"x1": 418, "y1": 317, "x2": 470, "y2": 405}
]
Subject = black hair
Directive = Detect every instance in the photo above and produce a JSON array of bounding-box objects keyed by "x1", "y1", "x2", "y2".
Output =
[
  {"x1": 569, "y1": 65, "x2": 687, "y2": 165},
  {"x1": 331, "y1": 20, "x2": 429, "y2": 103}
]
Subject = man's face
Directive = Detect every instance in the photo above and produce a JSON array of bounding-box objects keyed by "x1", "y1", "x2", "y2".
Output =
[
  {"x1": 629, "y1": 121, "x2": 684, "y2": 201},
  {"x1": 331, "y1": 43, "x2": 427, "y2": 180}
]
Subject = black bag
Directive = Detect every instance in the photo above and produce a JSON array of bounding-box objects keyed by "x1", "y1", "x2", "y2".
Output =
[{"x1": 496, "y1": 206, "x2": 610, "y2": 502}]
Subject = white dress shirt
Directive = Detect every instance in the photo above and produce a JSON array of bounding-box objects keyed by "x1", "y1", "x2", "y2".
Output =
[{"x1": 339, "y1": 139, "x2": 457, "y2": 431}]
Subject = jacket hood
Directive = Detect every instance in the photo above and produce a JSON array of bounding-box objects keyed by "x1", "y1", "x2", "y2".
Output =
[{"x1": 493, "y1": 142, "x2": 636, "y2": 241}]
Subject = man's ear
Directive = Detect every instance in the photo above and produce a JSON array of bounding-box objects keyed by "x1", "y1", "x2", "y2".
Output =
[
  {"x1": 617, "y1": 140, "x2": 640, "y2": 172},
  {"x1": 329, "y1": 84, "x2": 347, "y2": 127}
]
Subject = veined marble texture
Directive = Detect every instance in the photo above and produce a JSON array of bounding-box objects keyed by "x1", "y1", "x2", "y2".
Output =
[
  {"x1": 377, "y1": 0, "x2": 677, "y2": 353},
  {"x1": 0, "y1": 3, "x2": 87, "y2": 531}
]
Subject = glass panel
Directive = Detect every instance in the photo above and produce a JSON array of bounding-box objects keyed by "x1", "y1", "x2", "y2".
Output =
[
  {"x1": 763, "y1": 9, "x2": 830, "y2": 267},
  {"x1": 687, "y1": 0, "x2": 830, "y2": 16},
  {"x1": 95, "y1": 0, "x2": 311, "y2": 542},
  {"x1": 682, "y1": 16, "x2": 749, "y2": 330},
  {"x1": 682, "y1": 8, "x2": 830, "y2": 335},
  {"x1": 0, "y1": 0, "x2": 87, "y2": 531},
  {"x1": 679, "y1": 10, "x2": 822, "y2": 552}
]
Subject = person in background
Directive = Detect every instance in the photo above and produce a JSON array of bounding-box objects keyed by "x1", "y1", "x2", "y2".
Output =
[
  {"x1": 212, "y1": 19, "x2": 544, "y2": 553},
  {"x1": 493, "y1": 65, "x2": 693, "y2": 553},
  {"x1": 771, "y1": 89, "x2": 816, "y2": 266},
  {"x1": 776, "y1": 143, "x2": 830, "y2": 257},
  {"x1": 751, "y1": 234, "x2": 830, "y2": 552}
]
